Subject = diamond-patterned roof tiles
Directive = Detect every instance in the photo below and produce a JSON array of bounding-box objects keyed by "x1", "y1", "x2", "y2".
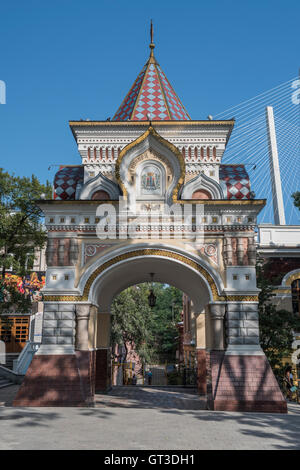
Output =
[
  {"x1": 113, "y1": 49, "x2": 190, "y2": 121},
  {"x1": 219, "y1": 165, "x2": 251, "y2": 200},
  {"x1": 53, "y1": 166, "x2": 83, "y2": 200}
]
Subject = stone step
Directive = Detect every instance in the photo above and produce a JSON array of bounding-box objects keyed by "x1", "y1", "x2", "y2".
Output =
[
  {"x1": 2, "y1": 354, "x2": 19, "y2": 370},
  {"x1": 0, "y1": 378, "x2": 14, "y2": 389}
]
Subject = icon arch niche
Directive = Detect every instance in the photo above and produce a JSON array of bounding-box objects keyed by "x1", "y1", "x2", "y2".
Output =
[
  {"x1": 136, "y1": 160, "x2": 165, "y2": 200},
  {"x1": 115, "y1": 126, "x2": 185, "y2": 206}
]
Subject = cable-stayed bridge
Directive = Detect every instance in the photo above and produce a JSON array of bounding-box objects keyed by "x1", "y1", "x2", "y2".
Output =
[{"x1": 215, "y1": 76, "x2": 300, "y2": 225}]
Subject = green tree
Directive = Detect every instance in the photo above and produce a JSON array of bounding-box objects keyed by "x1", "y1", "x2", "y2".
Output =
[
  {"x1": 150, "y1": 284, "x2": 182, "y2": 362},
  {"x1": 292, "y1": 191, "x2": 300, "y2": 211},
  {"x1": 0, "y1": 168, "x2": 51, "y2": 315},
  {"x1": 111, "y1": 283, "x2": 183, "y2": 365},
  {"x1": 257, "y1": 257, "x2": 300, "y2": 381},
  {"x1": 111, "y1": 284, "x2": 154, "y2": 364}
]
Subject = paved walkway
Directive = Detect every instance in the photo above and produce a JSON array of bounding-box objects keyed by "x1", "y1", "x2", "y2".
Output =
[
  {"x1": 1, "y1": 385, "x2": 300, "y2": 450},
  {"x1": 95, "y1": 386, "x2": 206, "y2": 410},
  {"x1": 0, "y1": 385, "x2": 19, "y2": 406}
]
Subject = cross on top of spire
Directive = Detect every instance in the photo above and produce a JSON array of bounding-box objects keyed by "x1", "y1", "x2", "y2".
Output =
[
  {"x1": 112, "y1": 22, "x2": 191, "y2": 122},
  {"x1": 150, "y1": 19, "x2": 154, "y2": 49}
]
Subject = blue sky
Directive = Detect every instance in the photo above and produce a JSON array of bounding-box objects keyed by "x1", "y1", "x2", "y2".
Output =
[{"x1": 0, "y1": 0, "x2": 299, "y2": 200}]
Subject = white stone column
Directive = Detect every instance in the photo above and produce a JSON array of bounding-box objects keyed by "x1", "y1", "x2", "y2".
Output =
[
  {"x1": 237, "y1": 237, "x2": 244, "y2": 266},
  {"x1": 209, "y1": 304, "x2": 226, "y2": 350},
  {"x1": 75, "y1": 304, "x2": 91, "y2": 351},
  {"x1": 96, "y1": 312, "x2": 111, "y2": 349}
]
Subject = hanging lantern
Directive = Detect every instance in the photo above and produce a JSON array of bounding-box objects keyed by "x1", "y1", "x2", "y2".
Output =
[
  {"x1": 148, "y1": 289, "x2": 156, "y2": 308},
  {"x1": 148, "y1": 272, "x2": 156, "y2": 307}
]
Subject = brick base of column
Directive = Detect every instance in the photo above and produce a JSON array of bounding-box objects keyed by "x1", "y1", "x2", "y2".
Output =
[
  {"x1": 196, "y1": 349, "x2": 207, "y2": 395},
  {"x1": 206, "y1": 351, "x2": 287, "y2": 413},
  {"x1": 13, "y1": 351, "x2": 96, "y2": 407},
  {"x1": 95, "y1": 348, "x2": 111, "y2": 392}
]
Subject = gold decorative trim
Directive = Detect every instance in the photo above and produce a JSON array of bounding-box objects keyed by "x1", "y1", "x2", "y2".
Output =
[
  {"x1": 115, "y1": 126, "x2": 185, "y2": 202},
  {"x1": 43, "y1": 248, "x2": 259, "y2": 303},
  {"x1": 283, "y1": 271, "x2": 300, "y2": 287},
  {"x1": 44, "y1": 295, "x2": 82, "y2": 302},
  {"x1": 82, "y1": 248, "x2": 220, "y2": 301},
  {"x1": 272, "y1": 289, "x2": 291, "y2": 295},
  {"x1": 226, "y1": 295, "x2": 259, "y2": 302},
  {"x1": 69, "y1": 120, "x2": 235, "y2": 127}
]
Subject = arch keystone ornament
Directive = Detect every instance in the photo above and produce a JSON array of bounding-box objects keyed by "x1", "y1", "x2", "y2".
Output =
[{"x1": 14, "y1": 27, "x2": 286, "y2": 413}]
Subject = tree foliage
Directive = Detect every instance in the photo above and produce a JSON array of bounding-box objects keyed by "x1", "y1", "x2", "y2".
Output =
[
  {"x1": 257, "y1": 257, "x2": 300, "y2": 379},
  {"x1": 0, "y1": 168, "x2": 51, "y2": 315},
  {"x1": 149, "y1": 284, "x2": 182, "y2": 361},
  {"x1": 111, "y1": 284, "x2": 154, "y2": 364},
  {"x1": 292, "y1": 191, "x2": 300, "y2": 211},
  {"x1": 111, "y1": 283, "x2": 183, "y2": 364}
]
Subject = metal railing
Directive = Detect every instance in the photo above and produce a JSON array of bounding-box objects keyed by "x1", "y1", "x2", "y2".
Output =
[{"x1": 13, "y1": 341, "x2": 40, "y2": 375}]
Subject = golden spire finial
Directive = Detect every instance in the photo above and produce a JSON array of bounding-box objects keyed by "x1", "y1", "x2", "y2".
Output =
[{"x1": 149, "y1": 19, "x2": 155, "y2": 58}]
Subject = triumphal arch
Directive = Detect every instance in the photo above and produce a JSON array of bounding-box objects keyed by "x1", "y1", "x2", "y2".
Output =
[{"x1": 14, "y1": 34, "x2": 286, "y2": 412}]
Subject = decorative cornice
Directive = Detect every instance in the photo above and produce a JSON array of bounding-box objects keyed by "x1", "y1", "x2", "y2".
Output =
[
  {"x1": 45, "y1": 224, "x2": 257, "y2": 233},
  {"x1": 38, "y1": 199, "x2": 266, "y2": 206},
  {"x1": 69, "y1": 120, "x2": 235, "y2": 127}
]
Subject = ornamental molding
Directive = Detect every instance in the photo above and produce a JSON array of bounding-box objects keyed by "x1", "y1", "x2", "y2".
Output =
[
  {"x1": 45, "y1": 223, "x2": 256, "y2": 233},
  {"x1": 181, "y1": 173, "x2": 224, "y2": 200},
  {"x1": 83, "y1": 243, "x2": 113, "y2": 265},
  {"x1": 128, "y1": 149, "x2": 173, "y2": 176},
  {"x1": 79, "y1": 172, "x2": 121, "y2": 200},
  {"x1": 186, "y1": 242, "x2": 218, "y2": 265},
  {"x1": 115, "y1": 126, "x2": 185, "y2": 204},
  {"x1": 43, "y1": 248, "x2": 258, "y2": 303},
  {"x1": 281, "y1": 269, "x2": 300, "y2": 287}
]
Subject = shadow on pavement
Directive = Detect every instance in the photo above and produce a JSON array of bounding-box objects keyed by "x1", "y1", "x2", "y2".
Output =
[
  {"x1": 159, "y1": 403, "x2": 300, "y2": 449},
  {"x1": 94, "y1": 386, "x2": 206, "y2": 410}
]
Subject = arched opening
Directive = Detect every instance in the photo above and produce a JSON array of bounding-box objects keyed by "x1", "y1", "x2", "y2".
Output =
[
  {"x1": 91, "y1": 190, "x2": 110, "y2": 200},
  {"x1": 81, "y1": 249, "x2": 223, "y2": 402},
  {"x1": 192, "y1": 189, "x2": 212, "y2": 200},
  {"x1": 110, "y1": 282, "x2": 195, "y2": 388}
]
